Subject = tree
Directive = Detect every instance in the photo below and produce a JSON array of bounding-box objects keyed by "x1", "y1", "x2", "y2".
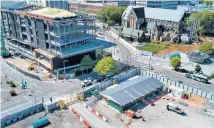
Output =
[
  {"x1": 195, "y1": 64, "x2": 202, "y2": 73},
  {"x1": 199, "y1": 41, "x2": 214, "y2": 54},
  {"x1": 80, "y1": 55, "x2": 94, "y2": 74},
  {"x1": 170, "y1": 57, "x2": 181, "y2": 69},
  {"x1": 94, "y1": 56, "x2": 117, "y2": 75},
  {"x1": 97, "y1": 6, "x2": 126, "y2": 25},
  {"x1": 203, "y1": 0, "x2": 213, "y2": 5},
  {"x1": 187, "y1": 11, "x2": 214, "y2": 35}
]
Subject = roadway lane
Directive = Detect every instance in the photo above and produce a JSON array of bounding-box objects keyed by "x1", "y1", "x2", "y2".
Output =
[
  {"x1": 71, "y1": 103, "x2": 112, "y2": 128},
  {"x1": 1, "y1": 95, "x2": 33, "y2": 118},
  {"x1": 103, "y1": 30, "x2": 214, "y2": 93}
]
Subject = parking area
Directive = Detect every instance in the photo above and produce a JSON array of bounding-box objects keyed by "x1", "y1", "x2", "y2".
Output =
[
  {"x1": 7, "y1": 109, "x2": 85, "y2": 128},
  {"x1": 130, "y1": 99, "x2": 214, "y2": 128},
  {"x1": 86, "y1": 98, "x2": 214, "y2": 128}
]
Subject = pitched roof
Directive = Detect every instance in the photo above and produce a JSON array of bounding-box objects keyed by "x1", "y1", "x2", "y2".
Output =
[
  {"x1": 144, "y1": 7, "x2": 185, "y2": 22},
  {"x1": 100, "y1": 76, "x2": 164, "y2": 106},
  {"x1": 133, "y1": 7, "x2": 145, "y2": 19},
  {"x1": 121, "y1": 28, "x2": 144, "y2": 37},
  {"x1": 122, "y1": 6, "x2": 185, "y2": 22}
]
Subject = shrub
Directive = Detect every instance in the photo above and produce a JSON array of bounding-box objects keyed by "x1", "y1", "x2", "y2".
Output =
[
  {"x1": 195, "y1": 64, "x2": 202, "y2": 73},
  {"x1": 28, "y1": 65, "x2": 34, "y2": 71},
  {"x1": 9, "y1": 81, "x2": 16, "y2": 87},
  {"x1": 208, "y1": 73, "x2": 214, "y2": 80},
  {"x1": 10, "y1": 89, "x2": 17, "y2": 96}
]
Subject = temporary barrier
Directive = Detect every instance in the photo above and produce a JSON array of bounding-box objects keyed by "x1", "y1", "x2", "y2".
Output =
[
  {"x1": 83, "y1": 103, "x2": 108, "y2": 122},
  {"x1": 71, "y1": 108, "x2": 91, "y2": 128}
]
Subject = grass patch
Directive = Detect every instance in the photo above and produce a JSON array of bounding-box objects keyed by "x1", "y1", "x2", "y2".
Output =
[{"x1": 137, "y1": 42, "x2": 170, "y2": 54}]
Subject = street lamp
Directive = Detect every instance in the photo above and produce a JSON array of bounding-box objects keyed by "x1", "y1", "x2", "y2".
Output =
[{"x1": 63, "y1": 60, "x2": 69, "y2": 75}]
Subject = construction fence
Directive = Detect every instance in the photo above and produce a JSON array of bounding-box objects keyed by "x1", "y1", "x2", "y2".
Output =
[
  {"x1": 141, "y1": 70, "x2": 214, "y2": 101},
  {"x1": 83, "y1": 68, "x2": 141, "y2": 98}
]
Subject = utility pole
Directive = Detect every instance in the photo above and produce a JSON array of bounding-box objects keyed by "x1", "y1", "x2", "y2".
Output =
[
  {"x1": 149, "y1": 55, "x2": 151, "y2": 72},
  {"x1": 33, "y1": 85, "x2": 37, "y2": 105}
]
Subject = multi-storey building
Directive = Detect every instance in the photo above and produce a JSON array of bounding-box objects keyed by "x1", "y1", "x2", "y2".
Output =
[
  {"x1": 69, "y1": 2, "x2": 105, "y2": 15},
  {"x1": 1, "y1": 4, "x2": 103, "y2": 71},
  {"x1": 136, "y1": 0, "x2": 178, "y2": 9},
  {"x1": 84, "y1": 0, "x2": 136, "y2": 6},
  {"x1": 26, "y1": 0, "x2": 68, "y2": 10}
]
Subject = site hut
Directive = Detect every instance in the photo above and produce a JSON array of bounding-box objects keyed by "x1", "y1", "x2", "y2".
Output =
[
  {"x1": 100, "y1": 76, "x2": 164, "y2": 112},
  {"x1": 1, "y1": 4, "x2": 104, "y2": 73}
]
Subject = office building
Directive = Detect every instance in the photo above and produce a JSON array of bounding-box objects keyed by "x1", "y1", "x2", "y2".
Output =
[
  {"x1": 136, "y1": 0, "x2": 178, "y2": 9},
  {"x1": 26, "y1": 0, "x2": 68, "y2": 10},
  {"x1": 1, "y1": 3, "x2": 103, "y2": 71}
]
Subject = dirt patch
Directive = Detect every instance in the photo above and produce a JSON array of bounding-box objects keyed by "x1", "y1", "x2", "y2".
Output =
[
  {"x1": 155, "y1": 43, "x2": 199, "y2": 56},
  {"x1": 200, "y1": 36, "x2": 214, "y2": 44}
]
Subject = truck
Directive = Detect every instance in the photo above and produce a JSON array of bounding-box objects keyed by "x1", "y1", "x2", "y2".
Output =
[
  {"x1": 185, "y1": 73, "x2": 208, "y2": 84},
  {"x1": 125, "y1": 110, "x2": 142, "y2": 119},
  {"x1": 166, "y1": 103, "x2": 184, "y2": 114}
]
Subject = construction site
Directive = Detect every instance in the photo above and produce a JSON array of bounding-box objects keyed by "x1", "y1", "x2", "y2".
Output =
[{"x1": 1, "y1": 3, "x2": 104, "y2": 74}]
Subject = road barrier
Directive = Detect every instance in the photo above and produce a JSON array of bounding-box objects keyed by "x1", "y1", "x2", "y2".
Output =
[
  {"x1": 141, "y1": 70, "x2": 214, "y2": 101},
  {"x1": 1, "y1": 103, "x2": 44, "y2": 128},
  {"x1": 83, "y1": 103, "x2": 108, "y2": 122},
  {"x1": 71, "y1": 108, "x2": 91, "y2": 128}
]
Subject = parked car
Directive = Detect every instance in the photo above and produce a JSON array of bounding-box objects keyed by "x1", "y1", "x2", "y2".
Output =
[
  {"x1": 93, "y1": 75, "x2": 106, "y2": 83},
  {"x1": 81, "y1": 77, "x2": 93, "y2": 87},
  {"x1": 166, "y1": 103, "x2": 184, "y2": 114},
  {"x1": 175, "y1": 68, "x2": 189, "y2": 73},
  {"x1": 105, "y1": 72, "x2": 116, "y2": 78}
]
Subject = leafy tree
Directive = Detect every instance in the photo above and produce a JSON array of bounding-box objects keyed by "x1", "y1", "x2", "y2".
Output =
[
  {"x1": 187, "y1": 11, "x2": 214, "y2": 35},
  {"x1": 203, "y1": 0, "x2": 213, "y2": 5},
  {"x1": 170, "y1": 57, "x2": 181, "y2": 69},
  {"x1": 94, "y1": 56, "x2": 117, "y2": 75},
  {"x1": 97, "y1": 6, "x2": 126, "y2": 25},
  {"x1": 80, "y1": 55, "x2": 94, "y2": 74},
  {"x1": 195, "y1": 64, "x2": 202, "y2": 73},
  {"x1": 199, "y1": 41, "x2": 214, "y2": 54}
]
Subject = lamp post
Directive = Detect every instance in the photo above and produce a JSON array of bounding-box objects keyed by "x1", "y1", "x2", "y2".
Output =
[{"x1": 63, "y1": 60, "x2": 69, "y2": 75}]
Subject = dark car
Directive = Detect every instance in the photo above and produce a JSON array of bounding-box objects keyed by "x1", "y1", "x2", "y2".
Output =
[{"x1": 94, "y1": 75, "x2": 106, "y2": 83}]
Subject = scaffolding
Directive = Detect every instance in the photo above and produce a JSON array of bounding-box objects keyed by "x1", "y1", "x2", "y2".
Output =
[{"x1": 189, "y1": 18, "x2": 200, "y2": 42}]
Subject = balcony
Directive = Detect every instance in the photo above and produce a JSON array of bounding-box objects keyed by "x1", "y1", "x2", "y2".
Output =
[
  {"x1": 53, "y1": 39, "x2": 104, "y2": 58},
  {"x1": 50, "y1": 34, "x2": 93, "y2": 47},
  {"x1": 7, "y1": 42, "x2": 35, "y2": 60},
  {"x1": 50, "y1": 25, "x2": 94, "y2": 37}
]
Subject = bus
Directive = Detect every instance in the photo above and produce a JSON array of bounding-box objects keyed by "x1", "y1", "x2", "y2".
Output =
[{"x1": 185, "y1": 73, "x2": 208, "y2": 84}]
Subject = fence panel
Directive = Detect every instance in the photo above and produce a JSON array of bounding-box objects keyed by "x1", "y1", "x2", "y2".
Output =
[
  {"x1": 211, "y1": 94, "x2": 214, "y2": 101},
  {"x1": 193, "y1": 88, "x2": 198, "y2": 94},
  {"x1": 183, "y1": 85, "x2": 188, "y2": 91},
  {"x1": 202, "y1": 91, "x2": 207, "y2": 98},
  {"x1": 180, "y1": 84, "x2": 184, "y2": 89},
  {"x1": 188, "y1": 86, "x2": 193, "y2": 93},
  {"x1": 206, "y1": 93, "x2": 213, "y2": 99},
  {"x1": 197, "y1": 90, "x2": 202, "y2": 96}
]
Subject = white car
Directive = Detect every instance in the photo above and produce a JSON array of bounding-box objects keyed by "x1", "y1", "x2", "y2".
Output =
[{"x1": 166, "y1": 103, "x2": 184, "y2": 114}]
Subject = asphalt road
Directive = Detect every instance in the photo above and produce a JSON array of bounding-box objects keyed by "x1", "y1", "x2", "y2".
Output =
[
  {"x1": 103, "y1": 30, "x2": 214, "y2": 93},
  {"x1": 0, "y1": 58, "x2": 83, "y2": 117}
]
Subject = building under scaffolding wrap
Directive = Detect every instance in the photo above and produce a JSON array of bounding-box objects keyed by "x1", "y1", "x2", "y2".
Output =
[{"x1": 1, "y1": 3, "x2": 103, "y2": 71}]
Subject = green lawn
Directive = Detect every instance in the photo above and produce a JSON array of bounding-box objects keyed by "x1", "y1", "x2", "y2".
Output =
[{"x1": 137, "y1": 43, "x2": 170, "y2": 54}]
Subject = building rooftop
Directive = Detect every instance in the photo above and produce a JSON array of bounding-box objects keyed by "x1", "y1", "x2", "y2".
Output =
[
  {"x1": 28, "y1": 7, "x2": 76, "y2": 19},
  {"x1": 122, "y1": 6, "x2": 185, "y2": 22},
  {"x1": 100, "y1": 76, "x2": 164, "y2": 106},
  {"x1": 187, "y1": 52, "x2": 210, "y2": 59}
]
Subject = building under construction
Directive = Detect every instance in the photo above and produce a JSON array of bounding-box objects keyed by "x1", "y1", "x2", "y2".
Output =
[{"x1": 1, "y1": 3, "x2": 103, "y2": 72}]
